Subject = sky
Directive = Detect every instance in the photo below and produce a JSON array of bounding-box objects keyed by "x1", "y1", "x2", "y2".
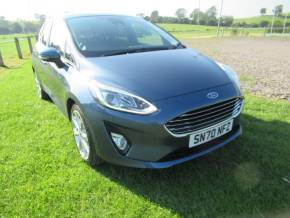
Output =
[{"x1": 1, "y1": 0, "x2": 290, "y2": 20}]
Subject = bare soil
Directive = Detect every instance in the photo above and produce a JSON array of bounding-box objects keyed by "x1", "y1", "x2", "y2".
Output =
[{"x1": 183, "y1": 37, "x2": 290, "y2": 101}]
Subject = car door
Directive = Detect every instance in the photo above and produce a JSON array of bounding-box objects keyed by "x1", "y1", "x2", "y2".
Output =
[
  {"x1": 33, "y1": 20, "x2": 53, "y2": 95},
  {"x1": 45, "y1": 19, "x2": 75, "y2": 115},
  {"x1": 54, "y1": 42, "x2": 77, "y2": 115}
]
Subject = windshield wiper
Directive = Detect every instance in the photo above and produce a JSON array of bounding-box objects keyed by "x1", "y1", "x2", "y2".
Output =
[{"x1": 101, "y1": 46, "x2": 171, "y2": 57}]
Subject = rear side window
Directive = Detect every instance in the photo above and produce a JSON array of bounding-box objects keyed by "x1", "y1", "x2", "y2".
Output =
[
  {"x1": 49, "y1": 20, "x2": 66, "y2": 55},
  {"x1": 41, "y1": 20, "x2": 52, "y2": 45}
]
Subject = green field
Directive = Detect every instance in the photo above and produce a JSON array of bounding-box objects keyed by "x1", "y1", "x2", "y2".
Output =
[
  {"x1": 235, "y1": 15, "x2": 288, "y2": 24},
  {"x1": 158, "y1": 23, "x2": 218, "y2": 32},
  {"x1": 157, "y1": 24, "x2": 219, "y2": 38},
  {"x1": 0, "y1": 61, "x2": 290, "y2": 217},
  {"x1": 158, "y1": 23, "x2": 268, "y2": 38}
]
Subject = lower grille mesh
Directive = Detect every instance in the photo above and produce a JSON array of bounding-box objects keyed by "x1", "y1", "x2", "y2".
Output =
[{"x1": 165, "y1": 97, "x2": 243, "y2": 136}]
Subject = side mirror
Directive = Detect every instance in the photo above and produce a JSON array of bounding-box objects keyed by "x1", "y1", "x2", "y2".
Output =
[{"x1": 39, "y1": 47, "x2": 64, "y2": 67}]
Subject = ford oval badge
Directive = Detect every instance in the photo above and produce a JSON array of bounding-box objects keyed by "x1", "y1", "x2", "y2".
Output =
[{"x1": 207, "y1": 91, "x2": 219, "y2": 99}]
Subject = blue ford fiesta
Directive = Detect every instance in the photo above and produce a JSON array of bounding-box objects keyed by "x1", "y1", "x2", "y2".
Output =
[{"x1": 32, "y1": 14, "x2": 244, "y2": 168}]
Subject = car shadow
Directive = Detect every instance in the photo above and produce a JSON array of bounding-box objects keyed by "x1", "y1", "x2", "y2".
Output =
[{"x1": 96, "y1": 114, "x2": 290, "y2": 217}]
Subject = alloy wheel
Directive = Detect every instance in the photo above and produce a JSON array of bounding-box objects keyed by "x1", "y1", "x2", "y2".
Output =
[{"x1": 71, "y1": 109, "x2": 90, "y2": 160}]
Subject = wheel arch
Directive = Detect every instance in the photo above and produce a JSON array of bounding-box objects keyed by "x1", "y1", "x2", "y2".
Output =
[
  {"x1": 67, "y1": 97, "x2": 76, "y2": 120},
  {"x1": 66, "y1": 92, "x2": 85, "y2": 120},
  {"x1": 32, "y1": 66, "x2": 37, "y2": 75}
]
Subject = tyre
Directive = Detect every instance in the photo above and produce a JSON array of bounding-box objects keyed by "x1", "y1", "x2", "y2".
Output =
[
  {"x1": 34, "y1": 72, "x2": 50, "y2": 100},
  {"x1": 70, "y1": 104, "x2": 103, "y2": 167}
]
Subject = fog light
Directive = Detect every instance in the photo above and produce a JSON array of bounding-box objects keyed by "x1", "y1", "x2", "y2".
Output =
[{"x1": 111, "y1": 133, "x2": 128, "y2": 152}]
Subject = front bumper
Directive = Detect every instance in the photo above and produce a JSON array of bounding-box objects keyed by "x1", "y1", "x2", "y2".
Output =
[
  {"x1": 81, "y1": 83, "x2": 243, "y2": 168},
  {"x1": 139, "y1": 125, "x2": 241, "y2": 168}
]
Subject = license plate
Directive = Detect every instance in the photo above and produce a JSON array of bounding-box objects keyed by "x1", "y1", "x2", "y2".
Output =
[{"x1": 189, "y1": 119, "x2": 233, "y2": 148}]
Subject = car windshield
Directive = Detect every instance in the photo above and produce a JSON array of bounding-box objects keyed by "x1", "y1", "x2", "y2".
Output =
[{"x1": 66, "y1": 15, "x2": 181, "y2": 57}]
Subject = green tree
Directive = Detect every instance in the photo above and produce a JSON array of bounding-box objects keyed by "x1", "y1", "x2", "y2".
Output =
[
  {"x1": 205, "y1": 6, "x2": 217, "y2": 26},
  {"x1": 274, "y1": 5, "x2": 283, "y2": 16},
  {"x1": 175, "y1": 8, "x2": 187, "y2": 20},
  {"x1": 150, "y1": 10, "x2": 159, "y2": 23},
  {"x1": 260, "y1": 8, "x2": 267, "y2": 16},
  {"x1": 274, "y1": 20, "x2": 283, "y2": 27},
  {"x1": 221, "y1": 16, "x2": 234, "y2": 26},
  {"x1": 190, "y1": 9, "x2": 199, "y2": 24},
  {"x1": 22, "y1": 21, "x2": 39, "y2": 33},
  {"x1": 0, "y1": 16, "x2": 10, "y2": 34},
  {"x1": 198, "y1": 12, "x2": 207, "y2": 25},
  {"x1": 206, "y1": 6, "x2": 217, "y2": 19},
  {"x1": 0, "y1": 16, "x2": 42, "y2": 34},
  {"x1": 10, "y1": 22, "x2": 22, "y2": 33},
  {"x1": 144, "y1": 16, "x2": 150, "y2": 21},
  {"x1": 260, "y1": 20, "x2": 269, "y2": 27}
]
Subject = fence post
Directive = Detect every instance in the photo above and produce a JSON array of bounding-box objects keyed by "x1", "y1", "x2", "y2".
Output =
[
  {"x1": 14, "y1": 38, "x2": 23, "y2": 59},
  {"x1": 0, "y1": 51, "x2": 5, "y2": 67},
  {"x1": 264, "y1": 27, "x2": 267, "y2": 37},
  {"x1": 27, "y1": 37, "x2": 33, "y2": 54}
]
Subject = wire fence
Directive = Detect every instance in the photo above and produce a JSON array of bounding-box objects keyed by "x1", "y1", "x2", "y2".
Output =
[
  {"x1": 169, "y1": 27, "x2": 290, "y2": 38},
  {"x1": 0, "y1": 35, "x2": 37, "y2": 68},
  {"x1": 219, "y1": 26, "x2": 290, "y2": 37}
]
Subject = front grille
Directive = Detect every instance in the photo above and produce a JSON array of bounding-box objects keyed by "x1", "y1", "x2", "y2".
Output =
[{"x1": 165, "y1": 97, "x2": 243, "y2": 136}]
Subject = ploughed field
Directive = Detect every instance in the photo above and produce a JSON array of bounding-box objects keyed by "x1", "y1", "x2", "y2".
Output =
[{"x1": 182, "y1": 37, "x2": 290, "y2": 101}]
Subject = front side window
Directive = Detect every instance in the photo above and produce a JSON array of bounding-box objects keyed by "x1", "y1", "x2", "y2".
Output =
[
  {"x1": 49, "y1": 20, "x2": 66, "y2": 55},
  {"x1": 66, "y1": 15, "x2": 180, "y2": 57},
  {"x1": 38, "y1": 23, "x2": 45, "y2": 43},
  {"x1": 41, "y1": 20, "x2": 52, "y2": 45}
]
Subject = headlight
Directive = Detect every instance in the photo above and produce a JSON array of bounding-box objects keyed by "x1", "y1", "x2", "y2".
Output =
[
  {"x1": 216, "y1": 62, "x2": 240, "y2": 89},
  {"x1": 89, "y1": 81, "x2": 158, "y2": 115}
]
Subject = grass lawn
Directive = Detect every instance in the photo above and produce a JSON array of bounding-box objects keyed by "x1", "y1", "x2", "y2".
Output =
[
  {"x1": 157, "y1": 24, "x2": 218, "y2": 32},
  {"x1": 0, "y1": 61, "x2": 290, "y2": 217},
  {"x1": 158, "y1": 24, "x2": 219, "y2": 38}
]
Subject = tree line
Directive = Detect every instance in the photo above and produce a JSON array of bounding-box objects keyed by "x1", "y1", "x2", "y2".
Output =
[
  {"x1": 1, "y1": 5, "x2": 289, "y2": 35},
  {"x1": 0, "y1": 14, "x2": 44, "y2": 35},
  {"x1": 138, "y1": 6, "x2": 234, "y2": 27},
  {"x1": 235, "y1": 4, "x2": 289, "y2": 28},
  {"x1": 138, "y1": 4, "x2": 289, "y2": 28}
]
